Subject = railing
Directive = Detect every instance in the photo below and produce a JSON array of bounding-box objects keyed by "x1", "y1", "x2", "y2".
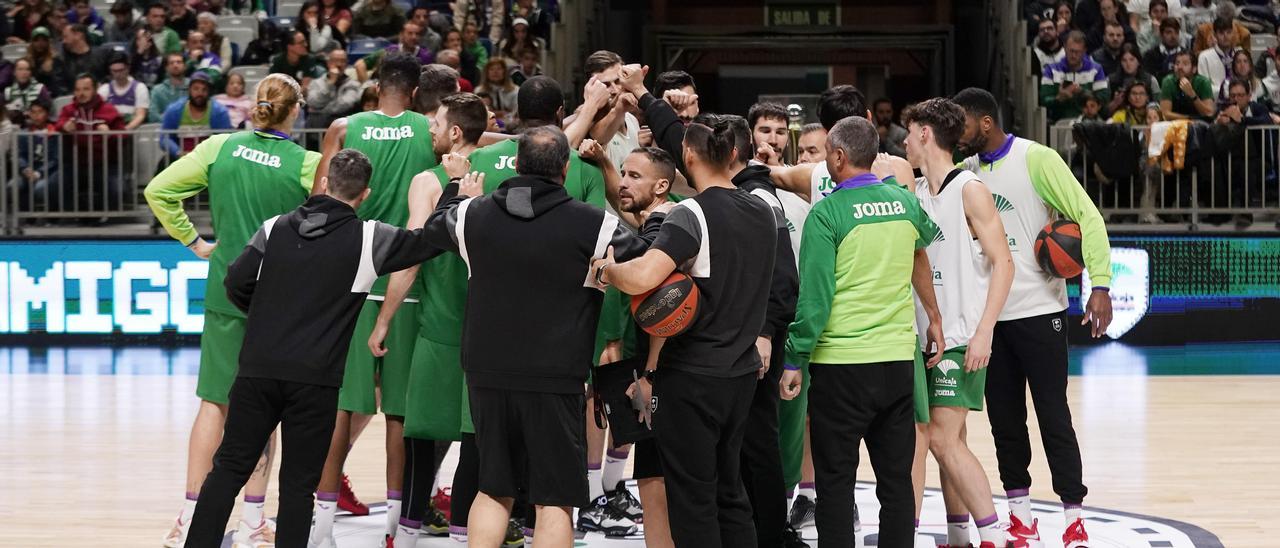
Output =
[
  {"x1": 993, "y1": 3, "x2": 1048, "y2": 141},
  {"x1": 1049, "y1": 122, "x2": 1280, "y2": 231},
  {"x1": 0, "y1": 128, "x2": 331, "y2": 235}
]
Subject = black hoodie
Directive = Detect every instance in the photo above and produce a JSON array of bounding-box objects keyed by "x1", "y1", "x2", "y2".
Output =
[
  {"x1": 225, "y1": 194, "x2": 445, "y2": 387},
  {"x1": 733, "y1": 164, "x2": 799, "y2": 336},
  {"x1": 425, "y1": 175, "x2": 664, "y2": 394}
]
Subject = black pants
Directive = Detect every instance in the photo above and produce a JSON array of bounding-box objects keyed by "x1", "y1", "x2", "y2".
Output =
[
  {"x1": 809, "y1": 361, "x2": 915, "y2": 548},
  {"x1": 986, "y1": 310, "x2": 1088, "y2": 504},
  {"x1": 187, "y1": 377, "x2": 338, "y2": 548},
  {"x1": 450, "y1": 433, "x2": 480, "y2": 529},
  {"x1": 740, "y1": 333, "x2": 786, "y2": 548},
  {"x1": 653, "y1": 368, "x2": 757, "y2": 548}
]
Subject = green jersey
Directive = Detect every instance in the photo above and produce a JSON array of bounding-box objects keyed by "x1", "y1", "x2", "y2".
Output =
[
  {"x1": 415, "y1": 165, "x2": 470, "y2": 344},
  {"x1": 343, "y1": 109, "x2": 436, "y2": 297},
  {"x1": 144, "y1": 130, "x2": 320, "y2": 317},
  {"x1": 784, "y1": 176, "x2": 940, "y2": 369},
  {"x1": 467, "y1": 139, "x2": 606, "y2": 205}
]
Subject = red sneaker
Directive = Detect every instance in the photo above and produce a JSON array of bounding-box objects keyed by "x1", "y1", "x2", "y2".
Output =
[
  {"x1": 1006, "y1": 514, "x2": 1042, "y2": 548},
  {"x1": 338, "y1": 474, "x2": 370, "y2": 516},
  {"x1": 1063, "y1": 518, "x2": 1090, "y2": 548},
  {"x1": 432, "y1": 487, "x2": 452, "y2": 521}
]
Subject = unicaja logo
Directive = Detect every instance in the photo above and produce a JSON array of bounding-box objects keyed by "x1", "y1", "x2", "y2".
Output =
[
  {"x1": 850, "y1": 201, "x2": 906, "y2": 219},
  {"x1": 360, "y1": 125, "x2": 415, "y2": 141}
]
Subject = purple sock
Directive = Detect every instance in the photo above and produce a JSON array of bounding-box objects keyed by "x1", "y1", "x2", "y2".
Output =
[
  {"x1": 786, "y1": 487, "x2": 795, "y2": 498},
  {"x1": 317, "y1": 491, "x2": 339, "y2": 502},
  {"x1": 387, "y1": 490, "x2": 403, "y2": 500},
  {"x1": 185, "y1": 491, "x2": 200, "y2": 501},
  {"x1": 975, "y1": 513, "x2": 999, "y2": 528},
  {"x1": 587, "y1": 463, "x2": 602, "y2": 471},
  {"x1": 523, "y1": 527, "x2": 534, "y2": 537},
  {"x1": 799, "y1": 481, "x2": 815, "y2": 489},
  {"x1": 1006, "y1": 488, "x2": 1030, "y2": 498},
  {"x1": 914, "y1": 519, "x2": 920, "y2": 528},
  {"x1": 244, "y1": 495, "x2": 266, "y2": 504},
  {"x1": 947, "y1": 514, "x2": 970, "y2": 524},
  {"x1": 449, "y1": 525, "x2": 467, "y2": 536},
  {"x1": 1064, "y1": 503, "x2": 1082, "y2": 510},
  {"x1": 399, "y1": 517, "x2": 422, "y2": 528},
  {"x1": 606, "y1": 448, "x2": 629, "y2": 460}
]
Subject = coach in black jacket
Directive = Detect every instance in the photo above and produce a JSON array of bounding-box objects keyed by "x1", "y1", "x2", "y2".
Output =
[
  {"x1": 423, "y1": 126, "x2": 664, "y2": 547},
  {"x1": 186, "y1": 149, "x2": 446, "y2": 548}
]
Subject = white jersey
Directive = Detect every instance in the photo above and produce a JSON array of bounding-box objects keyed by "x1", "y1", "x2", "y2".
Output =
[
  {"x1": 962, "y1": 137, "x2": 1067, "y2": 321},
  {"x1": 809, "y1": 161, "x2": 836, "y2": 204},
  {"x1": 776, "y1": 189, "x2": 810, "y2": 263},
  {"x1": 605, "y1": 112, "x2": 641, "y2": 169},
  {"x1": 913, "y1": 171, "x2": 991, "y2": 350}
]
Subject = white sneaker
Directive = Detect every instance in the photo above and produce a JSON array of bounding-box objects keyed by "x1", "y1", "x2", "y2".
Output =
[
  {"x1": 232, "y1": 519, "x2": 276, "y2": 547},
  {"x1": 307, "y1": 533, "x2": 336, "y2": 548},
  {"x1": 162, "y1": 515, "x2": 190, "y2": 548}
]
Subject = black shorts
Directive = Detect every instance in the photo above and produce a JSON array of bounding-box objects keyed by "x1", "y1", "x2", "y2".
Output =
[
  {"x1": 632, "y1": 438, "x2": 663, "y2": 479},
  {"x1": 469, "y1": 386, "x2": 588, "y2": 508}
]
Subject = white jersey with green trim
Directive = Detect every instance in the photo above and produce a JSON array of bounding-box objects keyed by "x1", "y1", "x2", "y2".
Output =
[
  {"x1": 912, "y1": 171, "x2": 991, "y2": 350},
  {"x1": 962, "y1": 137, "x2": 1067, "y2": 321},
  {"x1": 776, "y1": 189, "x2": 810, "y2": 263},
  {"x1": 809, "y1": 161, "x2": 836, "y2": 203}
]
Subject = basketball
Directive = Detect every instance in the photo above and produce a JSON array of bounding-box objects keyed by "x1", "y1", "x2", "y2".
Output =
[
  {"x1": 1034, "y1": 220, "x2": 1085, "y2": 278},
  {"x1": 630, "y1": 272, "x2": 700, "y2": 337}
]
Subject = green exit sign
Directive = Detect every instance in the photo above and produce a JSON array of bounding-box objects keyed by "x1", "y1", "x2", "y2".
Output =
[{"x1": 765, "y1": 4, "x2": 839, "y2": 27}]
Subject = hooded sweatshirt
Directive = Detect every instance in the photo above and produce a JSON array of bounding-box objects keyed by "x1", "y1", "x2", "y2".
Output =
[
  {"x1": 54, "y1": 94, "x2": 125, "y2": 157},
  {"x1": 732, "y1": 163, "x2": 798, "y2": 336},
  {"x1": 424, "y1": 174, "x2": 665, "y2": 394},
  {"x1": 225, "y1": 194, "x2": 445, "y2": 387}
]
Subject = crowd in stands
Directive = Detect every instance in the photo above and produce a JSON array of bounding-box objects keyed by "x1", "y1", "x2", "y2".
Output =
[
  {"x1": 0, "y1": 0, "x2": 558, "y2": 214},
  {"x1": 1028, "y1": 0, "x2": 1280, "y2": 227}
]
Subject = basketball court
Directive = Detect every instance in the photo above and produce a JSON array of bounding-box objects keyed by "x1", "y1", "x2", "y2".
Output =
[{"x1": 2, "y1": 343, "x2": 1274, "y2": 546}]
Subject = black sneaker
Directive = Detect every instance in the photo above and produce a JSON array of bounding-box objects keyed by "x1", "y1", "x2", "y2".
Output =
[
  {"x1": 422, "y1": 507, "x2": 449, "y2": 537},
  {"x1": 503, "y1": 519, "x2": 523, "y2": 546},
  {"x1": 575, "y1": 495, "x2": 638, "y2": 537},
  {"x1": 782, "y1": 524, "x2": 810, "y2": 547},
  {"x1": 606, "y1": 482, "x2": 644, "y2": 523},
  {"x1": 788, "y1": 494, "x2": 816, "y2": 529}
]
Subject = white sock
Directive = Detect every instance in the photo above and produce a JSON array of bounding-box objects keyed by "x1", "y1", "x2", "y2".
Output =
[
  {"x1": 241, "y1": 497, "x2": 265, "y2": 526},
  {"x1": 179, "y1": 497, "x2": 198, "y2": 523},
  {"x1": 311, "y1": 494, "x2": 338, "y2": 541},
  {"x1": 975, "y1": 513, "x2": 1004, "y2": 544},
  {"x1": 946, "y1": 515, "x2": 970, "y2": 546},
  {"x1": 601, "y1": 450, "x2": 628, "y2": 493},
  {"x1": 394, "y1": 521, "x2": 420, "y2": 548},
  {"x1": 386, "y1": 494, "x2": 403, "y2": 536},
  {"x1": 797, "y1": 482, "x2": 817, "y2": 501},
  {"x1": 587, "y1": 467, "x2": 604, "y2": 501},
  {"x1": 1007, "y1": 492, "x2": 1032, "y2": 523},
  {"x1": 1064, "y1": 504, "x2": 1082, "y2": 524}
]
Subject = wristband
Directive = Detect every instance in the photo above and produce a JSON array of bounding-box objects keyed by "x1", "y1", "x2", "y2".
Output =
[
  {"x1": 1092, "y1": 286, "x2": 1110, "y2": 292},
  {"x1": 449, "y1": 176, "x2": 462, "y2": 184},
  {"x1": 783, "y1": 363, "x2": 801, "y2": 371},
  {"x1": 641, "y1": 368, "x2": 657, "y2": 381},
  {"x1": 594, "y1": 263, "x2": 609, "y2": 285},
  {"x1": 186, "y1": 238, "x2": 201, "y2": 248}
]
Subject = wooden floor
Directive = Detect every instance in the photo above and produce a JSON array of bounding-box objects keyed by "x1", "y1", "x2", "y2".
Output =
[{"x1": 1, "y1": 370, "x2": 1276, "y2": 547}]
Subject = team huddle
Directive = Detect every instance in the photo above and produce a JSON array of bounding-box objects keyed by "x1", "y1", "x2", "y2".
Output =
[{"x1": 144, "y1": 49, "x2": 1115, "y2": 548}]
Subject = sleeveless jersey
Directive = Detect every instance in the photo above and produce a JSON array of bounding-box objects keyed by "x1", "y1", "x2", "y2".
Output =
[
  {"x1": 343, "y1": 110, "x2": 436, "y2": 298},
  {"x1": 912, "y1": 171, "x2": 991, "y2": 350},
  {"x1": 414, "y1": 165, "x2": 469, "y2": 345},
  {"x1": 776, "y1": 189, "x2": 810, "y2": 263},
  {"x1": 206, "y1": 131, "x2": 317, "y2": 317},
  {"x1": 467, "y1": 138, "x2": 606, "y2": 206},
  {"x1": 962, "y1": 138, "x2": 1067, "y2": 320},
  {"x1": 808, "y1": 161, "x2": 836, "y2": 204}
]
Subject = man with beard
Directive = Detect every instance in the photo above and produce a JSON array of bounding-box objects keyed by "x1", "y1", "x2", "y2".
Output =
[
  {"x1": 160, "y1": 71, "x2": 232, "y2": 162},
  {"x1": 1032, "y1": 18, "x2": 1066, "y2": 78},
  {"x1": 874, "y1": 98, "x2": 909, "y2": 158}
]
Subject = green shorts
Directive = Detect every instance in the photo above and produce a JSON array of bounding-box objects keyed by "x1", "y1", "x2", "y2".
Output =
[
  {"x1": 779, "y1": 367, "x2": 810, "y2": 492},
  {"x1": 403, "y1": 336, "x2": 464, "y2": 441},
  {"x1": 197, "y1": 309, "x2": 246, "y2": 405},
  {"x1": 460, "y1": 376, "x2": 474, "y2": 434},
  {"x1": 913, "y1": 340, "x2": 930, "y2": 424},
  {"x1": 337, "y1": 300, "x2": 419, "y2": 416},
  {"x1": 928, "y1": 346, "x2": 987, "y2": 411}
]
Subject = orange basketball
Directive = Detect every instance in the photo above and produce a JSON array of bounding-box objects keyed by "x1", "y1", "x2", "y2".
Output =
[
  {"x1": 1034, "y1": 220, "x2": 1085, "y2": 278},
  {"x1": 630, "y1": 272, "x2": 700, "y2": 337}
]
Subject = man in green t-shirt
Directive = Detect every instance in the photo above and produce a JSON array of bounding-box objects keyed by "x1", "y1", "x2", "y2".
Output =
[
  {"x1": 1160, "y1": 50, "x2": 1217, "y2": 121},
  {"x1": 779, "y1": 117, "x2": 943, "y2": 548}
]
